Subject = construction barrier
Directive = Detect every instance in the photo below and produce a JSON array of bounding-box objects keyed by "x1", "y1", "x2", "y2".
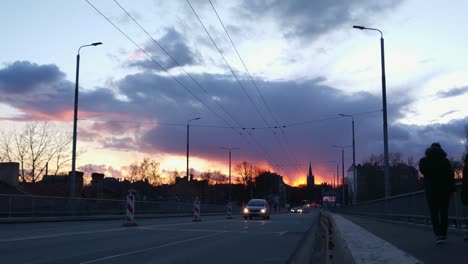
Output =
[
  {"x1": 226, "y1": 201, "x2": 233, "y2": 219},
  {"x1": 193, "y1": 198, "x2": 201, "y2": 222},
  {"x1": 123, "y1": 190, "x2": 137, "y2": 226}
]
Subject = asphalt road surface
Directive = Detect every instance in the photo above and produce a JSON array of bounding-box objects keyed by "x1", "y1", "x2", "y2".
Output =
[{"x1": 0, "y1": 210, "x2": 319, "y2": 264}]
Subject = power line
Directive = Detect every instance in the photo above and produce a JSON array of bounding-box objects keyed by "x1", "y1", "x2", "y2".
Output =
[
  {"x1": 186, "y1": 0, "x2": 296, "y2": 175},
  {"x1": 208, "y1": 0, "x2": 309, "y2": 176},
  {"x1": 84, "y1": 0, "x2": 287, "y2": 178},
  {"x1": 112, "y1": 0, "x2": 245, "y2": 131},
  {"x1": 84, "y1": 0, "x2": 241, "y2": 137}
]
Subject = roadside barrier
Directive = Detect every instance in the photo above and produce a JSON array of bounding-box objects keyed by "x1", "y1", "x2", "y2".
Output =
[
  {"x1": 123, "y1": 192, "x2": 137, "y2": 226},
  {"x1": 193, "y1": 198, "x2": 201, "y2": 222},
  {"x1": 226, "y1": 202, "x2": 233, "y2": 219}
]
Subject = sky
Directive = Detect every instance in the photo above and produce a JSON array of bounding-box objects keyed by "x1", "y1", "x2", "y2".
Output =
[{"x1": 1, "y1": 0, "x2": 467, "y2": 186}]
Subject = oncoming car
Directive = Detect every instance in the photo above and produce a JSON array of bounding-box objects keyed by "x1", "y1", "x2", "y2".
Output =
[
  {"x1": 243, "y1": 199, "x2": 271, "y2": 220},
  {"x1": 290, "y1": 207, "x2": 303, "y2": 213}
]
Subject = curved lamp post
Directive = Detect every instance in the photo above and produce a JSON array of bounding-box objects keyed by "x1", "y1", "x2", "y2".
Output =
[
  {"x1": 71, "y1": 42, "x2": 102, "y2": 197},
  {"x1": 353, "y1": 25, "x2": 390, "y2": 198}
]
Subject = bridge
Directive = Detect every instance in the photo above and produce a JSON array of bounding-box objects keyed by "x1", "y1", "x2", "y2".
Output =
[{"x1": 0, "y1": 186, "x2": 467, "y2": 263}]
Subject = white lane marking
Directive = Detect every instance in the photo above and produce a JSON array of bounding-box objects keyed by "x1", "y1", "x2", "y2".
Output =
[
  {"x1": 0, "y1": 227, "x2": 126, "y2": 242},
  {"x1": 0, "y1": 218, "x2": 235, "y2": 242},
  {"x1": 143, "y1": 218, "x2": 233, "y2": 228},
  {"x1": 79, "y1": 232, "x2": 220, "y2": 264},
  {"x1": 138, "y1": 226, "x2": 285, "y2": 235}
]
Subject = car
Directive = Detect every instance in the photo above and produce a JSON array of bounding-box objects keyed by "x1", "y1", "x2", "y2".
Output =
[
  {"x1": 290, "y1": 207, "x2": 303, "y2": 213},
  {"x1": 243, "y1": 199, "x2": 271, "y2": 220}
]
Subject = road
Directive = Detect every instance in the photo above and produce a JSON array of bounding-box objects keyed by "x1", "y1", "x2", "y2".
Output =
[{"x1": 0, "y1": 210, "x2": 319, "y2": 264}]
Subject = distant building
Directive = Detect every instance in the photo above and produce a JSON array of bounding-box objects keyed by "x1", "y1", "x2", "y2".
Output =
[
  {"x1": 306, "y1": 161, "x2": 315, "y2": 189},
  {"x1": 0, "y1": 162, "x2": 19, "y2": 186}
]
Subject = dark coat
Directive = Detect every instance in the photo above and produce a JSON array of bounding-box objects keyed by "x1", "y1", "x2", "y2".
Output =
[
  {"x1": 419, "y1": 146, "x2": 455, "y2": 194},
  {"x1": 462, "y1": 162, "x2": 468, "y2": 205}
]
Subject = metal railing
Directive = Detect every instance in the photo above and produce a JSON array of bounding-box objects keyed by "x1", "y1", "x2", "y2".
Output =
[
  {"x1": 337, "y1": 183, "x2": 468, "y2": 229},
  {"x1": 0, "y1": 194, "x2": 238, "y2": 218}
]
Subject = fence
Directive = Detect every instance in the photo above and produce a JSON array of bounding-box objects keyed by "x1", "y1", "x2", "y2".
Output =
[
  {"x1": 0, "y1": 194, "x2": 239, "y2": 218},
  {"x1": 337, "y1": 183, "x2": 468, "y2": 229}
]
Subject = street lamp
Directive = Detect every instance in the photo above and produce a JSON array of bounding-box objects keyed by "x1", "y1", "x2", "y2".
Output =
[
  {"x1": 187, "y1": 117, "x2": 201, "y2": 181},
  {"x1": 339, "y1": 114, "x2": 356, "y2": 203},
  {"x1": 221, "y1": 147, "x2": 239, "y2": 201},
  {"x1": 353, "y1": 25, "x2": 390, "y2": 197},
  {"x1": 333, "y1": 145, "x2": 352, "y2": 205},
  {"x1": 71, "y1": 42, "x2": 102, "y2": 197}
]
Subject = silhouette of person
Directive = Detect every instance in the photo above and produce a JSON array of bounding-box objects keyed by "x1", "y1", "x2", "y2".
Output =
[
  {"x1": 461, "y1": 154, "x2": 468, "y2": 241},
  {"x1": 419, "y1": 143, "x2": 455, "y2": 244}
]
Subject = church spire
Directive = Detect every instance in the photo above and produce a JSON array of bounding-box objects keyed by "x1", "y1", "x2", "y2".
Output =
[
  {"x1": 307, "y1": 161, "x2": 315, "y2": 189},
  {"x1": 308, "y1": 161, "x2": 313, "y2": 177}
]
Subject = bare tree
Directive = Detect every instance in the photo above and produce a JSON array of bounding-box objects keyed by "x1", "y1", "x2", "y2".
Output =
[
  {"x1": 0, "y1": 122, "x2": 73, "y2": 182},
  {"x1": 211, "y1": 171, "x2": 228, "y2": 184},
  {"x1": 167, "y1": 170, "x2": 179, "y2": 185},
  {"x1": 389, "y1": 152, "x2": 403, "y2": 166},
  {"x1": 139, "y1": 157, "x2": 162, "y2": 186},
  {"x1": 127, "y1": 161, "x2": 140, "y2": 182},
  {"x1": 362, "y1": 154, "x2": 384, "y2": 166},
  {"x1": 200, "y1": 171, "x2": 213, "y2": 184},
  {"x1": 234, "y1": 161, "x2": 260, "y2": 187}
]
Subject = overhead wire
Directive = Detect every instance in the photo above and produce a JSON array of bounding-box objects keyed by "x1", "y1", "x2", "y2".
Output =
[
  {"x1": 186, "y1": 0, "x2": 292, "y2": 172},
  {"x1": 84, "y1": 0, "x2": 241, "y2": 137},
  {"x1": 85, "y1": 0, "x2": 286, "y2": 176},
  {"x1": 112, "y1": 0, "x2": 245, "y2": 131}
]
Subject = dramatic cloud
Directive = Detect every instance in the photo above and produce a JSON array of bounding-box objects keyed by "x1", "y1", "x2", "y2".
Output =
[
  {"x1": 0, "y1": 61, "x2": 65, "y2": 93},
  {"x1": 240, "y1": 0, "x2": 403, "y2": 39},
  {"x1": 436, "y1": 86, "x2": 468, "y2": 98},
  {"x1": 1, "y1": 60, "x2": 465, "y2": 183},
  {"x1": 128, "y1": 28, "x2": 200, "y2": 71}
]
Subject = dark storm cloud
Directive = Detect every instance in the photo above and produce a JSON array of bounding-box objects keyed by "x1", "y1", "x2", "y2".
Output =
[
  {"x1": 0, "y1": 61, "x2": 127, "y2": 121},
  {"x1": 436, "y1": 86, "x2": 468, "y2": 98},
  {"x1": 128, "y1": 28, "x2": 200, "y2": 71},
  {"x1": 1, "y1": 60, "x2": 465, "y2": 177},
  {"x1": 0, "y1": 61, "x2": 65, "y2": 94},
  {"x1": 240, "y1": 0, "x2": 402, "y2": 39}
]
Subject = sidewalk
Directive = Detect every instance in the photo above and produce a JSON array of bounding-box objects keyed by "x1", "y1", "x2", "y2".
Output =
[{"x1": 340, "y1": 214, "x2": 467, "y2": 264}]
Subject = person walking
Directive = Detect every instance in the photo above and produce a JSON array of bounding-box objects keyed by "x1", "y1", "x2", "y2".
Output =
[
  {"x1": 419, "y1": 143, "x2": 455, "y2": 244},
  {"x1": 461, "y1": 154, "x2": 468, "y2": 241}
]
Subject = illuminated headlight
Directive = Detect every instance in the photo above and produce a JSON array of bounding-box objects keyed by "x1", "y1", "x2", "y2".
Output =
[
  {"x1": 290, "y1": 209, "x2": 294, "y2": 212},
  {"x1": 261, "y1": 208, "x2": 266, "y2": 213},
  {"x1": 243, "y1": 208, "x2": 249, "y2": 213},
  {"x1": 298, "y1": 209, "x2": 303, "y2": 213}
]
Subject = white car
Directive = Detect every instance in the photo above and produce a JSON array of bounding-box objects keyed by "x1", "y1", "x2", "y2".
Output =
[{"x1": 243, "y1": 199, "x2": 271, "y2": 220}]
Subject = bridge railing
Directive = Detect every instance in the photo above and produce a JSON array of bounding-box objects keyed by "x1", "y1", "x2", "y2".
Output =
[
  {"x1": 0, "y1": 194, "x2": 238, "y2": 218},
  {"x1": 338, "y1": 183, "x2": 468, "y2": 229}
]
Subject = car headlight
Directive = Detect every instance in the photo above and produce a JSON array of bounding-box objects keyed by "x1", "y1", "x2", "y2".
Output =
[
  {"x1": 261, "y1": 208, "x2": 266, "y2": 213},
  {"x1": 243, "y1": 208, "x2": 249, "y2": 213},
  {"x1": 298, "y1": 209, "x2": 303, "y2": 213}
]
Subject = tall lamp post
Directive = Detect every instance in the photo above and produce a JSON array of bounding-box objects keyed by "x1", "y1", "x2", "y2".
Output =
[
  {"x1": 187, "y1": 117, "x2": 201, "y2": 181},
  {"x1": 339, "y1": 114, "x2": 356, "y2": 203},
  {"x1": 333, "y1": 145, "x2": 352, "y2": 205},
  {"x1": 353, "y1": 25, "x2": 390, "y2": 197},
  {"x1": 71, "y1": 42, "x2": 102, "y2": 197},
  {"x1": 221, "y1": 147, "x2": 239, "y2": 201}
]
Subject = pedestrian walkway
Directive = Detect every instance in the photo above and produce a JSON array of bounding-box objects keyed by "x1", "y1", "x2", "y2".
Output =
[{"x1": 340, "y1": 214, "x2": 468, "y2": 264}]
